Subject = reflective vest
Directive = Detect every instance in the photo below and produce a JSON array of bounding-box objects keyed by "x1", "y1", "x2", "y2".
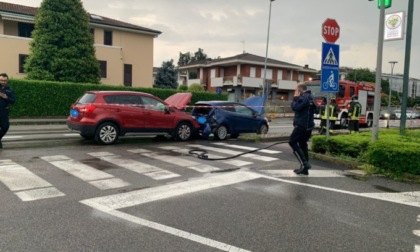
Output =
[
  {"x1": 321, "y1": 105, "x2": 337, "y2": 120},
  {"x1": 349, "y1": 102, "x2": 362, "y2": 120}
]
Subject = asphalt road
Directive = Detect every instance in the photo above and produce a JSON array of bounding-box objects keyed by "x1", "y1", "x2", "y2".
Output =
[{"x1": 0, "y1": 132, "x2": 419, "y2": 251}]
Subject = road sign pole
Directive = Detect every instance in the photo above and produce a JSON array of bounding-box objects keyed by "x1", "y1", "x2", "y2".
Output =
[{"x1": 372, "y1": 0, "x2": 385, "y2": 142}]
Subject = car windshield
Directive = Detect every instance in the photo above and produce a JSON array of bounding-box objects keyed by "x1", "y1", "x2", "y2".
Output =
[{"x1": 192, "y1": 105, "x2": 213, "y2": 116}]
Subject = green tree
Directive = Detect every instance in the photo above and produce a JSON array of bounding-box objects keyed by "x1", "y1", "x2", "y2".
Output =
[
  {"x1": 154, "y1": 60, "x2": 178, "y2": 89},
  {"x1": 24, "y1": 0, "x2": 100, "y2": 83},
  {"x1": 178, "y1": 52, "x2": 191, "y2": 66},
  {"x1": 345, "y1": 68, "x2": 375, "y2": 83},
  {"x1": 178, "y1": 48, "x2": 208, "y2": 66}
]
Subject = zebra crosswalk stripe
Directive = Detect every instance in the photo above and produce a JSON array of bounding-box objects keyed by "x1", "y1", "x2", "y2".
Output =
[
  {"x1": 213, "y1": 142, "x2": 282, "y2": 154},
  {"x1": 0, "y1": 159, "x2": 65, "y2": 201},
  {"x1": 40, "y1": 155, "x2": 131, "y2": 190},
  {"x1": 88, "y1": 151, "x2": 180, "y2": 180},
  {"x1": 188, "y1": 144, "x2": 278, "y2": 162}
]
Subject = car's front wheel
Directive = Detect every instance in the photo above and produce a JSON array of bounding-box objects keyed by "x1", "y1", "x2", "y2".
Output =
[
  {"x1": 257, "y1": 124, "x2": 268, "y2": 134},
  {"x1": 214, "y1": 125, "x2": 228, "y2": 140},
  {"x1": 174, "y1": 122, "x2": 193, "y2": 141},
  {"x1": 95, "y1": 122, "x2": 119, "y2": 145}
]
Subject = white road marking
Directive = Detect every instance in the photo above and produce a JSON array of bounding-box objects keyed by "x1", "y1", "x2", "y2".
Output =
[
  {"x1": 80, "y1": 171, "x2": 259, "y2": 252},
  {"x1": 413, "y1": 230, "x2": 420, "y2": 237},
  {"x1": 188, "y1": 144, "x2": 278, "y2": 161},
  {"x1": 63, "y1": 133, "x2": 80, "y2": 137},
  {"x1": 88, "y1": 152, "x2": 180, "y2": 180},
  {"x1": 3, "y1": 135, "x2": 23, "y2": 139},
  {"x1": 157, "y1": 146, "x2": 252, "y2": 167},
  {"x1": 41, "y1": 155, "x2": 130, "y2": 189},
  {"x1": 262, "y1": 174, "x2": 420, "y2": 208},
  {"x1": 415, "y1": 245, "x2": 420, "y2": 252},
  {"x1": 15, "y1": 187, "x2": 65, "y2": 201},
  {"x1": 261, "y1": 169, "x2": 345, "y2": 178},
  {"x1": 213, "y1": 142, "x2": 282, "y2": 154},
  {"x1": 129, "y1": 148, "x2": 220, "y2": 172},
  {"x1": 157, "y1": 146, "x2": 221, "y2": 172},
  {"x1": 0, "y1": 159, "x2": 65, "y2": 201}
]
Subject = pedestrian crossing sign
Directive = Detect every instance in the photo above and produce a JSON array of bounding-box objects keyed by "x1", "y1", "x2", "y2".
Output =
[{"x1": 321, "y1": 43, "x2": 340, "y2": 67}]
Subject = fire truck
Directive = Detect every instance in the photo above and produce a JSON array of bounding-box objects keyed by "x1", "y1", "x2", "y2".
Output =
[{"x1": 297, "y1": 80, "x2": 376, "y2": 128}]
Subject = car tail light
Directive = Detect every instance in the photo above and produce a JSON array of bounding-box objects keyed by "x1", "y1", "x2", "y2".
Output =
[{"x1": 79, "y1": 104, "x2": 96, "y2": 114}]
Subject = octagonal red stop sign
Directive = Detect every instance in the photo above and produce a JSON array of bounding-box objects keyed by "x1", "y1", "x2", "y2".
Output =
[{"x1": 322, "y1": 18, "x2": 340, "y2": 43}]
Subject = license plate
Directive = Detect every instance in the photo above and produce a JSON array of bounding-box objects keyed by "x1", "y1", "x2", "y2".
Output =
[{"x1": 70, "y1": 109, "x2": 79, "y2": 117}]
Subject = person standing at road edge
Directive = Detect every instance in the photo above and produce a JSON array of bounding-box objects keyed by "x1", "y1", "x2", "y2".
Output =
[
  {"x1": 0, "y1": 73, "x2": 16, "y2": 148},
  {"x1": 289, "y1": 84, "x2": 318, "y2": 175},
  {"x1": 348, "y1": 95, "x2": 361, "y2": 134}
]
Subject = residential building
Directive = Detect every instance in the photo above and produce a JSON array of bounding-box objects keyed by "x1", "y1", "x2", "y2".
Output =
[
  {"x1": 0, "y1": 1, "x2": 161, "y2": 87},
  {"x1": 177, "y1": 53, "x2": 318, "y2": 102}
]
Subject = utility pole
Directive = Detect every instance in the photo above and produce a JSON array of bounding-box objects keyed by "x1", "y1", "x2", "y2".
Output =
[
  {"x1": 400, "y1": 0, "x2": 414, "y2": 136},
  {"x1": 262, "y1": 0, "x2": 275, "y2": 103},
  {"x1": 387, "y1": 61, "x2": 397, "y2": 128}
]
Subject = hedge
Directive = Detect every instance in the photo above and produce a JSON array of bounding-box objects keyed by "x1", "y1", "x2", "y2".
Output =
[
  {"x1": 311, "y1": 129, "x2": 420, "y2": 175},
  {"x1": 8, "y1": 79, "x2": 228, "y2": 117}
]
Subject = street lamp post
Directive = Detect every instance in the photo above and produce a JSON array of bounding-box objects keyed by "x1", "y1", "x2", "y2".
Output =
[
  {"x1": 387, "y1": 61, "x2": 397, "y2": 128},
  {"x1": 262, "y1": 0, "x2": 275, "y2": 101}
]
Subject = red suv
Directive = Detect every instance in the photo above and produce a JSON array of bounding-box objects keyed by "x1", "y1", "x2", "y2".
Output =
[{"x1": 66, "y1": 91, "x2": 199, "y2": 144}]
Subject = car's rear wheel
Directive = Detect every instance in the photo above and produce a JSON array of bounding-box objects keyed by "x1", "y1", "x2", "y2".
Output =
[
  {"x1": 174, "y1": 122, "x2": 193, "y2": 141},
  {"x1": 257, "y1": 124, "x2": 268, "y2": 134},
  {"x1": 214, "y1": 125, "x2": 228, "y2": 140},
  {"x1": 80, "y1": 134, "x2": 94, "y2": 140},
  {"x1": 95, "y1": 122, "x2": 119, "y2": 145}
]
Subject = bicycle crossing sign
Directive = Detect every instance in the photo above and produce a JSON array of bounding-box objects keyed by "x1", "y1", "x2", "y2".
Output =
[
  {"x1": 321, "y1": 42, "x2": 340, "y2": 92},
  {"x1": 321, "y1": 68, "x2": 339, "y2": 92}
]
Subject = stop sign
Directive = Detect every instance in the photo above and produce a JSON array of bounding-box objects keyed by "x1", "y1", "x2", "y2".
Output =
[{"x1": 322, "y1": 18, "x2": 340, "y2": 43}]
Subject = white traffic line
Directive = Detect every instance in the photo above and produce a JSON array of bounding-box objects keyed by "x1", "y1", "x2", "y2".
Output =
[
  {"x1": 0, "y1": 159, "x2": 65, "y2": 201},
  {"x1": 261, "y1": 169, "x2": 345, "y2": 178},
  {"x1": 81, "y1": 170, "x2": 420, "y2": 251},
  {"x1": 157, "y1": 146, "x2": 220, "y2": 172},
  {"x1": 41, "y1": 155, "x2": 130, "y2": 190},
  {"x1": 188, "y1": 144, "x2": 278, "y2": 161},
  {"x1": 415, "y1": 245, "x2": 420, "y2": 252},
  {"x1": 212, "y1": 142, "x2": 282, "y2": 154},
  {"x1": 88, "y1": 152, "x2": 180, "y2": 180},
  {"x1": 80, "y1": 171, "x2": 259, "y2": 252},
  {"x1": 3, "y1": 135, "x2": 23, "y2": 139}
]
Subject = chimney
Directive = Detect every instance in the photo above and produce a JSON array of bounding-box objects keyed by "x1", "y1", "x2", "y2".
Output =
[{"x1": 304, "y1": 64, "x2": 309, "y2": 68}]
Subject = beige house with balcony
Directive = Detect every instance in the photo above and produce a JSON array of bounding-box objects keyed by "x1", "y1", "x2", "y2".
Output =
[
  {"x1": 178, "y1": 53, "x2": 318, "y2": 102},
  {"x1": 0, "y1": 1, "x2": 161, "y2": 87}
]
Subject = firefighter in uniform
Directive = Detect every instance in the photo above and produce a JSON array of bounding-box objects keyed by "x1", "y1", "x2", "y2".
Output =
[
  {"x1": 319, "y1": 97, "x2": 339, "y2": 135},
  {"x1": 348, "y1": 95, "x2": 362, "y2": 133}
]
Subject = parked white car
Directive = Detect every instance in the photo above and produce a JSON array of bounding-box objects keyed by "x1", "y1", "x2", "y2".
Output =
[{"x1": 394, "y1": 110, "x2": 418, "y2": 119}]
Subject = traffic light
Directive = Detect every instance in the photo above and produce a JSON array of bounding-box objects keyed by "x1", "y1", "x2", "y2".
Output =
[{"x1": 369, "y1": 0, "x2": 392, "y2": 9}]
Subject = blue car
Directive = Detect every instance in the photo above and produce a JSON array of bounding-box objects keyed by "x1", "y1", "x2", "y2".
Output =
[{"x1": 191, "y1": 97, "x2": 269, "y2": 140}]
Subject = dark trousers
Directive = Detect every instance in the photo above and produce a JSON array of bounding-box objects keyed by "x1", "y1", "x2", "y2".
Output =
[
  {"x1": 348, "y1": 119, "x2": 359, "y2": 133},
  {"x1": 0, "y1": 110, "x2": 10, "y2": 140},
  {"x1": 319, "y1": 119, "x2": 335, "y2": 134},
  {"x1": 289, "y1": 126, "x2": 312, "y2": 159}
]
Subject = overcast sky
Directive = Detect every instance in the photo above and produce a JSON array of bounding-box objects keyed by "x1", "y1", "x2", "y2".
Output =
[{"x1": 3, "y1": 0, "x2": 419, "y2": 78}]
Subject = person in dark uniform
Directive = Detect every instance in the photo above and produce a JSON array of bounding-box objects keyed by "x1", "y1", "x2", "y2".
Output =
[
  {"x1": 0, "y1": 73, "x2": 16, "y2": 148},
  {"x1": 289, "y1": 84, "x2": 318, "y2": 175}
]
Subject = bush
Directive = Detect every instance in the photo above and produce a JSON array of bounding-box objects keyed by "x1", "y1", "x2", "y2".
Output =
[
  {"x1": 367, "y1": 141, "x2": 420, "y2": 175},
  {"x1": 311, "y1": 129, "x2": 420, "y2": 175},
  {"x1": 188, "y1": 83, "x2": 205, "y2": 92},
  {"x1": 8, "y1": 79, "x2": 227, "y2": 117}
]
